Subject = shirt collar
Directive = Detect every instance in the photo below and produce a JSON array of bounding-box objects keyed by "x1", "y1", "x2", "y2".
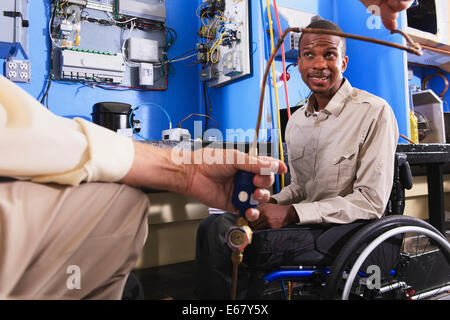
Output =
[{"x1": 305, "y1": 78, "x2": 353, "y2": 117}]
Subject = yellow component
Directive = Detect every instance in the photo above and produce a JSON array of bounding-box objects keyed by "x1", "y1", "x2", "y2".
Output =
[
  {"x1": 210, "y1": 31, "x2": 228, "y2": 64},
  {"x1": 199, "y1": 25, "x2": 216, "y2": 39},
  {"x1": 265, "y1": 0, "x2": 285, "y2": 189},
  {"x1": 74, "y1": 30, "x2": 81, "y2": 46},
  {"x1": 296, "y1": 97, "x2": 309, "y2": 107},
  {"x1": 410, "y1": 110, "x2": 419, "y2": 144}
]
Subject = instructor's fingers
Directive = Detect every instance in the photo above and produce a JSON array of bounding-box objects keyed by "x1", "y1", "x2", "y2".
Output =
[
  {"x1": 387, "y1": 0, "x2": 414, "y2": 12},
  {"x1": 252, "y1": 188, "x2": 272, "y2": 203},
  {"x1": 233, "y1": 151, "x2": 287, "y2": 176},
  {"x1": 245, "y1": 208, "x2": 260, "y2": 222},
  {"x1": 253, "y1": 174, "x2": 275, "y2": 189}
]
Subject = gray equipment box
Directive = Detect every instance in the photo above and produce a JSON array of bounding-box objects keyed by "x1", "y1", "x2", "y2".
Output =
[
  {"x1": 0, "y1": 0, "x2": 29, "y2": 59},
  {"x1": 118, "y1": 0, "x2": 166, "y2": 22}
]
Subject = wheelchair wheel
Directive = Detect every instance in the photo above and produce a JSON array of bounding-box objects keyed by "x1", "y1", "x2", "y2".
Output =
[{"x1": 322, "y1": 216, "x2": 450, "y2": 300}]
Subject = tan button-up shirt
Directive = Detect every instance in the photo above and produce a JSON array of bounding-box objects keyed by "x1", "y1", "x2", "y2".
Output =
[
  {"x1": 272, "y1": 79, "x2": 399, "y2": 225},
  {"x1": 0, "y1": 76, "x2": 134, "y2": 185}
]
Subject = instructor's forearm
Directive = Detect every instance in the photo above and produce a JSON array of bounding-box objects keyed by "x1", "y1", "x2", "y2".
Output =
[{"x1": 119, "y1": 142, "x2": 190, "y2": 194}]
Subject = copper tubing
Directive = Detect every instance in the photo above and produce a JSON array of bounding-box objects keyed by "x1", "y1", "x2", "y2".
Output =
[
  {"x1": 400, "y1": 133, "x2": 417, "y2": 144},
  {"x1": 422, "y1": 72, "x2": 449, "y2": 97},
  {"x1": 250, "y1": 27, "x2": 424, "y2": 151},
  {"x1": 230, "y1": 251, "x2": 243, "y2": 300},
  {"x1": 420, "y1": 44, "x2": 450, "y2": 56}
]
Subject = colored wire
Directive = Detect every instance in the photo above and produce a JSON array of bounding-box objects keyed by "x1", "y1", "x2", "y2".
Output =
[
  {"x1": 129, "y1": 103, "x2": 172, "y2": 140},
  {"x1": 281, "y1": 280, "x2": 288, "y2": 300},
  {"x1": 137, "y1": 103, "x2": 172, "y2": 129},
  {"x1": 177, "y1": 113, "x2": 218, "y2": 128},
  {"x1": 265, "y1": 0, "x2": 285, "y2": 189},
  {"x1": 288, "y1": 281, "x2": 293, "y2": 300},
  {"x1": 272, "y1": 0, "x2": 291, "y2": 119},
  {"x1": 296, "y1": 92, "x2": 312, "y2": 107},
  {"x1": 196, "y1": 2, "x2": 208, "y2": 18}
]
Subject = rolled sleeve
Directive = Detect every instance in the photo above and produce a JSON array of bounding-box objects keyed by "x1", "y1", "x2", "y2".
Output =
[
  {"x1": 0, "y1": 75, "x2": 134, "y2": 186},
  {"x1": 292, "y1": 202, "x2": 322, "y2": 224},
  {"x1": 73, "y1": 118, "x2": 134, "y2": 183}
]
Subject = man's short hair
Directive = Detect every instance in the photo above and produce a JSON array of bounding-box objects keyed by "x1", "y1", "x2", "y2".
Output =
[{"x1": 298, "y1": 19, "x2": 347, "y2": 57}]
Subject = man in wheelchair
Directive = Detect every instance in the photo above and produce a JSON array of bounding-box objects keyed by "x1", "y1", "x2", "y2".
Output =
[{"x1": 195, "y1": 19, "x2": 448, "y2": 300}]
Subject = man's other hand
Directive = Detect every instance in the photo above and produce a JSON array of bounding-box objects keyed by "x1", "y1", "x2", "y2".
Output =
[{"x1": 249, "y1": 203, "x2": 299, "y2": 230}]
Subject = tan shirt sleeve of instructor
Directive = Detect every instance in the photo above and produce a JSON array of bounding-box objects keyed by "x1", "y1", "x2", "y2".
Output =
[
  {"x1": 294, "y1": 103, "x2": 399, "y2": 225},
  {"x1": 0, "y1": 76, "x2": 134, "y2": 185}
]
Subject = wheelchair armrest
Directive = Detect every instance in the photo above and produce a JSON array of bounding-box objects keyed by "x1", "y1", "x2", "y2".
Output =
[{"x1": 399, "y1": 160, "x2": 413, "y2": 190}]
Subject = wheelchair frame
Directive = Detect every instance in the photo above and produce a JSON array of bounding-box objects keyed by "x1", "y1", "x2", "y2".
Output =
[
  {"x1": 257, "y1": 153, "x2": 450, "y2": 300},
  {"x1": 260, "y1": 215, "x2": 450, "y2": 300}
]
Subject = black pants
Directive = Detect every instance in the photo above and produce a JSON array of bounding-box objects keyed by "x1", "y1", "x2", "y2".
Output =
[{"x1": 194, "y1": 213, "x2": 331, "y2": 300}]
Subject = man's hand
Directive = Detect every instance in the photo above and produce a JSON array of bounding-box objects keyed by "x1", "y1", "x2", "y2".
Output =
[
  {"x1": 184, "y1": 150, "x2": 287, "y2": 222},
  {"x1": 360, "y1": 0, "x2": 414, "y2": 30},
  {"x1": 120, "y1": 143, "x2": 287, "y2": 222},
  {"x1": 249, "y1": 203, "x2": 299, "y2": 230}
]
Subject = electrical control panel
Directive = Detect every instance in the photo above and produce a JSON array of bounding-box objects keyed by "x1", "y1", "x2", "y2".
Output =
[
  {"x1": 48, "y1": 0, "x2": 168, "y2": 89},
  {"x1": 196, "y1": 0, "x2": 251, "y2": 88},
  {"x1": 0, "y1": 0, "x2": 29, "y2": 59},
  {"x1": 58, "y1": 48, "x2": 125, "y2": 83}
]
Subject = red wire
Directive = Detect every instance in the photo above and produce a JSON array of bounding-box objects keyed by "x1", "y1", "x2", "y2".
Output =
[{"x1": 272, "y1": 0, "x2": 291, "y2": 118}]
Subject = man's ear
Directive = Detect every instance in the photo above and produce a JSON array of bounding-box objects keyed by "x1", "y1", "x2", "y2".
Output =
[{"x1": 341, "y1": 56, "x2": 349, "y2": 73}]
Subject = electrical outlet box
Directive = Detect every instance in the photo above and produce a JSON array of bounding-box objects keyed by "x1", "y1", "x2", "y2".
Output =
[
  {"x1": 5, "y1": 58, "x2": 30, "y2": 83},
  {"x1": 162, "y1": 128, "x2": 191, "y2": 141},
  {"x1": 128, "y1": 37, "x2": 159, "y2": 63}
]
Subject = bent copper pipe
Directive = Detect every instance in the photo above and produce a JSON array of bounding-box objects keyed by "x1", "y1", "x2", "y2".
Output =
[{"x1": 250, "y1": 27, "x2": 423, "y2": 152}]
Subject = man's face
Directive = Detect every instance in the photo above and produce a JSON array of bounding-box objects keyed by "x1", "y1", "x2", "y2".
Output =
[{"x1": 298, "y1": 33, "x2": 348, "y2": 98}]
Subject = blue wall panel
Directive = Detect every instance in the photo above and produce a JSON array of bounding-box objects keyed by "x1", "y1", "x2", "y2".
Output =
[{"x1": 2, "y1": 0, "x2": 202, "y2": 141}]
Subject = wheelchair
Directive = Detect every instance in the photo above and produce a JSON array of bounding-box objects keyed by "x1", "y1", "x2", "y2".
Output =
[{"x1": 245, "y1": 153, "x2": 450, "y2": 300}]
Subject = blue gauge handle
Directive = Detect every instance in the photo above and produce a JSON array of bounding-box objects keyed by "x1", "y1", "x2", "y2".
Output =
[{"x1": 232, "y1": 171, "x2": 258, "y2": 217}]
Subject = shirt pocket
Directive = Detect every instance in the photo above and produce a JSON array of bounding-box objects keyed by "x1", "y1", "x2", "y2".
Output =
[
  {"x1": 287, "y1": 146, "x2": 305, "y2": 183},
  {"x1": 328, "y1": 147, "x2": 358, "y2": 192}
]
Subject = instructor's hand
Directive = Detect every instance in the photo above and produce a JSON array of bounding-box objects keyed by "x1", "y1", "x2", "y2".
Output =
[
  {"x1": 360, "y1": 0, "x2": 414, "y2": 30},
  {"x1": 184, "y1": 150, "x2": 287, "y2": 222}
]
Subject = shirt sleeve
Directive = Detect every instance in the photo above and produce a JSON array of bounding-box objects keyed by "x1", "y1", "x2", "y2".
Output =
[
  {"x1": 293, "y1": 103, "x2": 399, "y2": 225},
  {"x1": 0, "y1": 76, "x2": 134, "y2": 186},
  {"x1": 271, "y1": 172, "x2": 305, "y2": 205}
]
